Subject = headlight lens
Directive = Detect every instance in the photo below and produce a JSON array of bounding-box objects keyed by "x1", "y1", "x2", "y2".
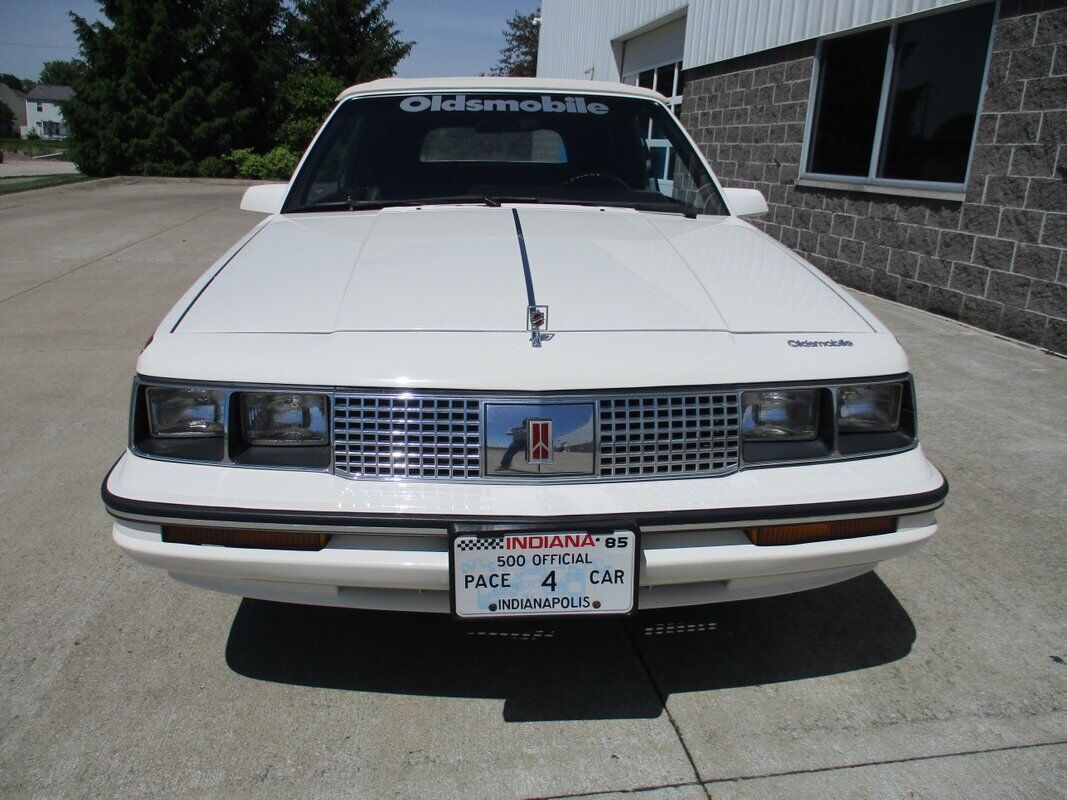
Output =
[
  {"x1": 741, "y1": 390, "x2": 819, "y2": 441},
  {"x1": 146, "y1": 387, "x2": 225, "y2": 437},
  {"x1": 240, "y1": 393, "x2": 329, "y2": 445},
  {"x1": 837, "y1": 383, "x2": 902, "y2": 432}
]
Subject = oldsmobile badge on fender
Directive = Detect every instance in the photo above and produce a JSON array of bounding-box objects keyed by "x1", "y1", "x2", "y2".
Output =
[{"x1": 102, "y1": 77, "x2": 948, "y2": 620}]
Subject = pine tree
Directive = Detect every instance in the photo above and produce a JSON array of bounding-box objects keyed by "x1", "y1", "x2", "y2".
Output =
[
  {"x1": 289, "y1": 0, "x2": 413, "y2": 85},
  {"x1": 490, "y1": 8, "x2": 540, "y2": 78},
  {"x1": 199, "y1": 0, "x2": 293, "y2": 154},
  {"x1": 63, "y1": 0, "x2": 414, "y2": 176},
  {"x1": 64, "y1": 0, "x2": 290, "y2": 176}
]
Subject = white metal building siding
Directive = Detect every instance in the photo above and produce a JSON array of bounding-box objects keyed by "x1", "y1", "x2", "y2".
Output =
[
  {"x1": 538, "y1": 0, "x2": 972, "y2": 80},
  {"x1": 537, "y1": 0, "x2": 687, "y2": 81}
]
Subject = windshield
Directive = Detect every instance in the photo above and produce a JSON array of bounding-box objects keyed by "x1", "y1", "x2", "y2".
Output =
[{"x1": 283, "y1": 93, "x2": 728, "y2": 217}]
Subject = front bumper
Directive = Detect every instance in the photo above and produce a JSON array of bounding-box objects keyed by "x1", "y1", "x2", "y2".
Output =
[{"x1": 103, "y1": 447, "x2": 946, "y2": 612}]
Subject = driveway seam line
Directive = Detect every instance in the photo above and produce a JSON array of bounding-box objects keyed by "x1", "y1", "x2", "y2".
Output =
[
  {"x1": 530, "y1": 778, "x2": 701, "y2": 799},
  {"x1": 620, "y1": 620, "x2": 713, "y2": 800},
  {"x1": 528, "y1": 738, "x2": 1067, "y2": 799},
  {"x1": 0, "y1": 204, "x2": 226, "y2": 308},
  {"x1": 701, "y1": 738, "x2": 1067, "y2": 784}
]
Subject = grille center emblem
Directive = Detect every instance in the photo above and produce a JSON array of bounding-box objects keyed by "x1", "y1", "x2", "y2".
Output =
[
  {"x1": 526, "y1": 419, "x2": 553, "y2": 464},
  {"x1": 485, "y1": 402, "x2": 594, "y2": 477}
]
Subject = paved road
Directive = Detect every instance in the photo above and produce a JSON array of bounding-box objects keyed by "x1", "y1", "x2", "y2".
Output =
[{"x1": 1, "y1": 179, "x2": 1064, "y2": 799}]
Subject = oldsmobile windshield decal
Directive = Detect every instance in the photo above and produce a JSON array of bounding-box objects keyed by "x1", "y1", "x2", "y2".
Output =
[{"x1": 400, "y1": 94, "x2": 609, "y2": 114}]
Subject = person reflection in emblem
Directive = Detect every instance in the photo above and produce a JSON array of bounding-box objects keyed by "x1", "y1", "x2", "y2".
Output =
[{"x1": 499, "y1": 422, "x2": 527, "y2": 470}]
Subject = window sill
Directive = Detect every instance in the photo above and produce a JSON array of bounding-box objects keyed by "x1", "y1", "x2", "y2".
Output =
[{"x1": 795, "y1": 176, "x2": 966, "y2": 203}]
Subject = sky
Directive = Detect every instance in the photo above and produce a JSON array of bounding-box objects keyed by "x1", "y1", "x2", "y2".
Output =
[{"x1": 0, "y1": 0, "x2": 540, "y2": 83}]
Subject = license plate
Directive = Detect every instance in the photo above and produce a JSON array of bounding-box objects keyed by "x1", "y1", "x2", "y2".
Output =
[{"x1": 450, "y1": 529, "x2": 637, "y2": 619}]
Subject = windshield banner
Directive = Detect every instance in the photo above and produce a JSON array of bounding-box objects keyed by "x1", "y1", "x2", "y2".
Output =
[{"x1": 399, "y1": 95, "x2": 610, "y2": 115}]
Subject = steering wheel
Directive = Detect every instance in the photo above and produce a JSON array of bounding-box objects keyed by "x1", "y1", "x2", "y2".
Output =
[{"x1": 563, "y1": 172, "x2": 630, "y2": 190}]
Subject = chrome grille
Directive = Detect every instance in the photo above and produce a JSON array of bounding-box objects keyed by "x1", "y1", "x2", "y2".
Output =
[
  {"x1": 334, "y1": 395, "x2": 481, "y2": 479},
  {"x1": 333, "y1": 391, "x2": 741, "y2": 481},
  {"x1": 598, "y1": 392, "x2": 741, "y2": 477}
]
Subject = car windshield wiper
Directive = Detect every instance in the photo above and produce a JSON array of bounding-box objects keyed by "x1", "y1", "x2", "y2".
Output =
[
  {"x1": 285, "y1": 195, "x2": 515, "y2": 213},
  {"x1": 284, "y1": 195, "x2": 700, "y2": 218},
  {"x1": 524, "y1": 197, "x2": 699, "y2": 219}
]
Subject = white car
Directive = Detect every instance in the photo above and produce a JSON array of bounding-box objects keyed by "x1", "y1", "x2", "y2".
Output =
[{"x1": 104, "y1": 77, "x2": 947, "y2": 619}]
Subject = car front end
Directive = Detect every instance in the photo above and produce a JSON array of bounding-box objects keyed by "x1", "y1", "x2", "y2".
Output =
[{"x1": 103, "y1": 78, "x2": 946, "y2": 619}]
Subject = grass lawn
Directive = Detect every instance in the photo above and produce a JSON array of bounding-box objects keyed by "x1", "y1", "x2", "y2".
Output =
[
  {"x1": 0, "y1": 137, "x2": 69, "y2": 157},
  {"x1": 0, "y1": 174, "x2": 91, "y2": 195}
]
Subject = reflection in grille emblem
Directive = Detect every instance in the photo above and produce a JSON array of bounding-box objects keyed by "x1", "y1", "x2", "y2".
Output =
[{"x1": 526, "y1": 418, "x2": 553, "y2": 464}]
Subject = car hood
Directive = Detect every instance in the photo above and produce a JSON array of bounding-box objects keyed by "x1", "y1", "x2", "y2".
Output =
[{"x1": 173, "y1": 206, "x2": 875, "y2": 335}]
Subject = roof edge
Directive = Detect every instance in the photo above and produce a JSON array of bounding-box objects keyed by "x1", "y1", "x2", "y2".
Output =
[{"x1": 335, "y1": 77, "x2": 665, "y2": 103}]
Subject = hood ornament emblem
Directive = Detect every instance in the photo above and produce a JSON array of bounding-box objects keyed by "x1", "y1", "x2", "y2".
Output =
[{"x1": 528, "y1": 304, "x2": 552, "y2": 348}]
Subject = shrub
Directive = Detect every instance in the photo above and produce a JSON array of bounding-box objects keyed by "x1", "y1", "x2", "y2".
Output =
[
  {"x1": 141, "y1": 161, "x2": 179, "y2": 177},
  {"x1": 0, "y1": 103, "x2": 14, "y2": 137},
  {"x1": 196, "y1": 156, "x2": 233, "y2": 178},
  {"x1": 228, "y1": 146, "x2": 298, "y2": 181},
  {"x1": 260, "y1": 146, "x2": 299, "y2": 180}
]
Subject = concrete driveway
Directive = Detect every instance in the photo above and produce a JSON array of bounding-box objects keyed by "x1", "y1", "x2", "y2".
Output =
[
  {"x1": 0, "y1": 155, "x2": 80, "y2": 178},
  {"x1": 0, "y1": 178, "x2": 1064, "y2": 799}
]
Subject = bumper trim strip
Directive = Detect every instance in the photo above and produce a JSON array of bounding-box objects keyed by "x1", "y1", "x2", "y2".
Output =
[{"x1": 102, "y1": 461, "x2": 947, "y2": 531}]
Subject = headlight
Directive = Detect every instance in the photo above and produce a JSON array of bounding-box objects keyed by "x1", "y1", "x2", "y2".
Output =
[
  {"x1": 146, "y1": 387, "x2": 224, "y2": 437},
  {"x1": 741, "y1": 390, "x2": 819, "y2": 441},
  {"x1": 240, "y1": 393, "x2": 329, "y2": 445},
  {"x1": 837, "y1": 383, "x2": 902, "y2": 432}
]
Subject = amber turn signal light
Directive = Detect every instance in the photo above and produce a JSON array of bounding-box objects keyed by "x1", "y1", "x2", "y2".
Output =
[
  {"x1": 745, "y1": 516, "x2": 897, "y2": 546},
  {"x1": 162, "y1": 526, "x2": 330, "y2": 551}
]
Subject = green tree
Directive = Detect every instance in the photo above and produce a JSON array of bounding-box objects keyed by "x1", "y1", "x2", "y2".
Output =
[
  {"x1": 289, "y1": 0, "x2": 413, "y2": 85},
  {"x1": 65, "y1": 1, "x2": 202, "y2": 176},
  {"x1": 63, "y1": 0, "x2": 412, "y2": 176},
  {"x1": 490, "y1": 8, "x2": 540, "y2": 77},
  {"x1": 64, "y1": 0, "x2": 291, "y2": 176},
  {"x1": 200, "y1": 0, "x2": 293, "y2": 154},
  {"x1": 39, "y1": 59, "x2": 87, "y2": 86},
  {"x1": 274, "y1": 66, "x2": 345, "y2": 152},
  {"x1": 0, "y1": 74, "x2": 29, "y2": 92}
]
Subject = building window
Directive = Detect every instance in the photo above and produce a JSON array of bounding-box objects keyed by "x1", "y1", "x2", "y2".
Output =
[
  {"x1": 625, "y1": 60, "x2": 683, "y2": 114},
  {"x1": 804, "y1": 2, "x2": 996, "y2": 188},
  {"x1": 36, "y1": 102, "x2": 43, "y2": 112},
  {"x1": 623, "y1": 61, "x2": 685, "y2": 190}
]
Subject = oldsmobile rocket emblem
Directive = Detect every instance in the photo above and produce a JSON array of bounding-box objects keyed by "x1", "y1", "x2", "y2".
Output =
[
  {"x1": 528, "y1": 304, "x2": 550, "y2": 347},
  {"x1": 526, "y1": 419, "x2": 553, "y2": 464}
]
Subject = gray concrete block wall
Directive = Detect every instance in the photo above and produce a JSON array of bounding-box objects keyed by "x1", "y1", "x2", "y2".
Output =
[{"x1": 679, "y1": 0, "x2": 1067, "y2": 355}]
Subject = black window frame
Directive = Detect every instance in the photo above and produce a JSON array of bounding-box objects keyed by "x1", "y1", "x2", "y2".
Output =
[{"x1": 800, "y1": 1, "x2": 997, "y2": 195}]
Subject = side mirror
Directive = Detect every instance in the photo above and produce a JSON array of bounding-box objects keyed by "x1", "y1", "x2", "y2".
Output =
[
  {"x1": 723, "y1": 187, "x2": 769, "y2": 218},
  {"x1": 240, "y1": 184, "x2": 289, "y2": 214}
]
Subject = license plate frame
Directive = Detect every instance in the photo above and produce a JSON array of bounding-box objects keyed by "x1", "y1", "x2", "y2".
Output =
[{"x1": 448, "y1": 527, "x2": 640, "y2": 620}]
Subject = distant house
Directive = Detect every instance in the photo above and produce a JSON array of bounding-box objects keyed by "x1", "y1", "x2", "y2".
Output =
[
  {"x1": 24, "y1": 85, "x2": 74, "y2": 139},
  {"x1": 0, "y1": 82, "x2": 27, "y2": 137}
]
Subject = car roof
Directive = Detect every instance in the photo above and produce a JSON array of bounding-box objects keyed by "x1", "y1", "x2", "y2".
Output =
[{"x1": 335, "y1": 77, "x2": 665, "y2": 103}]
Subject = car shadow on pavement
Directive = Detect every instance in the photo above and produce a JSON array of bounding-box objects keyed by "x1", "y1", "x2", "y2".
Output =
[{"x1": 225, "y1": 572, "x2": 914, "y2": 722}]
